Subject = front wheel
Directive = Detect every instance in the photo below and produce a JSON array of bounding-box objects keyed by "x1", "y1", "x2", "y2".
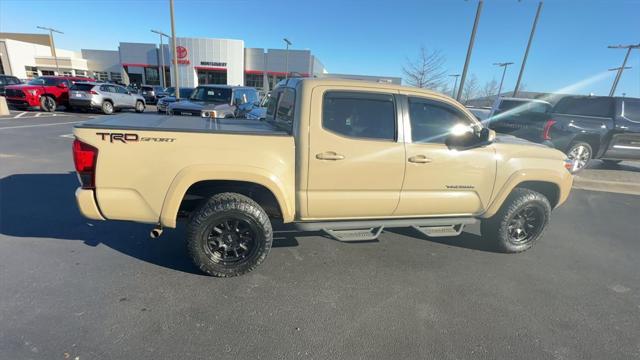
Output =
[
  {"x1": 481, "y1": 188, "x2": 551, "y2": 253},
  {"x1": 186, "y1": 193, "x2": 273, "y2": 277},
  {"x1": 135, "y1": 101, "x2": 145, "y2": 113}
]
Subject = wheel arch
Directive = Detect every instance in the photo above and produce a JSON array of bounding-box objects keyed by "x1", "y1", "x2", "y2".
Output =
[
  {"x1": 159, "y1": 165, "x2": 294, "y2": 228},
  {"x1": 481, "y1": 169, "x2": 572, "y2": 218}
]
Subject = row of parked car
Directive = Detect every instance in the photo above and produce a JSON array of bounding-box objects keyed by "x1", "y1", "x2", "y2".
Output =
[
  {"x1": 468, "y1": 95, "x2": 640, "y2": 173},
  {"x1": 1, "y1": 75, "x2": 269, "y2": 120}
]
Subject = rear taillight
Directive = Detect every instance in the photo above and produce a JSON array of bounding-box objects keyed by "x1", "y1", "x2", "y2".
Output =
[
  {"x1": 89, "y1": 90, "x2": 98, "y2": 95},
  {"x1": 72, "y1": 139, "x2": 98, "y2": 189},
  {"x1": 543, "y1": 119, "x2": 556, "y2": 140}
]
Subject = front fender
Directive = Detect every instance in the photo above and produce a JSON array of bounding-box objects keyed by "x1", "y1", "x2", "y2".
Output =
[
  {"x1": 159, "y1": 164, "x2": 295, "y2": 228},
  {"x1": 481, "y1": 168, "x2": 573, "y2": 218}
]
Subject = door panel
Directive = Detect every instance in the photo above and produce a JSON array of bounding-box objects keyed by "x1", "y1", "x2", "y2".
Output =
[
  {"x1": 395, "y1": 95, "x2": 496, "y2": 216},
  {"x1": 395, "y1": 144, "x2": 495, "y2": 216},
  {"x1": 306, "y1": 88, "x2": 405, "y2": 219},
  {"x1": 603, "y1": 100, "x2": 640, "y2": 160}
]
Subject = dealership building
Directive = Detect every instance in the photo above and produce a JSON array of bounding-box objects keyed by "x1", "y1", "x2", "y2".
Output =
[
  {"x1": 1, "y1": 32, "x2": 401, "y2": 90},
  {"x1": 0, "y1": 32, "x2": 331, "y2": 91}
]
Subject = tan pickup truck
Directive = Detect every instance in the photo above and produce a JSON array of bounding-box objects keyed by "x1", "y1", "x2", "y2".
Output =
[{"x1": 73, "y1": 78, "x2": 573, "y2": 277}]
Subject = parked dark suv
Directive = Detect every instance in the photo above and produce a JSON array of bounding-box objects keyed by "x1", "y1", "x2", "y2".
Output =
[
  {"x1": 509, "y1": 95, "x2": 640, "y2": 173},
  {"x1": 0, "y1": 74, "x2": 21, "y2": 96}
]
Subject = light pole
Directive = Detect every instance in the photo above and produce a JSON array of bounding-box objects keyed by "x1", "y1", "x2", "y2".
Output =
[
  {"x1": 608, "y1": 44, "x2": 640, "y2": 96},
  {"x1": 457, "y1": 0, "x2": 483, "y2": 102},
  {"x1": 283, "y1": 38, "x2": 292, "y2": 80},
  {"x1": 513, "y1": 1, "x2": 543, "y2": 97},
  {"x1": 169, "y1": 0, "x2": 180, "y2": 99},
  {"x1": 494, "y1": 62, "x2": 514, "y2": 99},
  {"x1": 151, "y1": 29, "x2": 169, "y2": 89},
  {"x1": 36, "y1": 26, "x2": 63, "y2": 75},
  {"x1": 449, "y1": 74, "x2": 461, "y2": 98}
]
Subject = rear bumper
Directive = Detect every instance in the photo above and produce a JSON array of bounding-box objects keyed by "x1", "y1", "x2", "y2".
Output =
[{"x1": 75, "y1": 188, "x2": 105, "y2": 221}]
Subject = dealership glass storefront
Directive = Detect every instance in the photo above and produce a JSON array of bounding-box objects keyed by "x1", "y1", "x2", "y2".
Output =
[{"x1": 197, "y1": 69, "x2": 227, "y2": 85}]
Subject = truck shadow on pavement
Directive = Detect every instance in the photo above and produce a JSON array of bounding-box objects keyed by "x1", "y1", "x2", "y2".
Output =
[
  {"x1": 0, "y1": 173, "x2": 298, "y2": 275},
  {"x1": 384, "y1": 227, "x2": 497, "y2": 253}
]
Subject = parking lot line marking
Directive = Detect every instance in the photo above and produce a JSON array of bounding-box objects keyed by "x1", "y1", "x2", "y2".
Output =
[
  {"x1": 0, "y1": 120, "x2": 84, "y2": 130},
  {"x1": 35, "y1": 113, "x2": 42, "y2": 117},
  {"x1": 13, "y1": 112, "x2": 27, "y2": 119}
]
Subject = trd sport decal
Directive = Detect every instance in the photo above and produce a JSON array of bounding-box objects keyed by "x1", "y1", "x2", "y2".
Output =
[{"x1": 96, "y1": 132, "x2": 176, "y2": 143}]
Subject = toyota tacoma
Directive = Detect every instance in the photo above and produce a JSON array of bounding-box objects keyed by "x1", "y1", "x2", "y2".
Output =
[{"x1": 73, "y1": 78, "x2": 573, "y2": 277}]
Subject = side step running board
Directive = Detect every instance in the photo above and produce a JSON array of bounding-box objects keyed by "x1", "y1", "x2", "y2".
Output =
[
  {"x1": 412, "y1": 224, "x2": 465, "y2": 238},
  {"x1": 295, "y1": 217, "x2": 477, "y2": 242},
  {"x1": 322, "y1": 227, "x2": 384, "y2": 242}
]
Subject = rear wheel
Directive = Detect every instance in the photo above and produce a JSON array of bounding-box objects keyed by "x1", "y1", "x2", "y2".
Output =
[
  {"x1": 481, "y1": 188, "x2": 551, "y2": 253},
  {"x1": 186, "y1": 193, "x2": 272, "y2": 277},
  {"x1": 101, "y1": 101, "x2": 114, "y2": 115},
  {"x1": 566, "y1": 141, "x2": 593, "y2": 173},
  {"x1": 135, "y1": 100, "x2": 145, "y2": 113},
  {"x1": 39, "y1": 96, "x2": 56, "y2": 112}
]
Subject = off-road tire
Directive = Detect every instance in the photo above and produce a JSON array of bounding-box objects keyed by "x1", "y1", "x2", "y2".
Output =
[
  {"x1": 39, "y1": 96, "x2": 56, "y2": 112},
  {"x1": 566, "y1": 141, "x2": 593, "y2": 173},
  {"x1": 135, "y1": 101, "x2": 145, "y2": 113},
  {"x1": 101, "y1": 101, "x2": 114, "y2": 115},
  {"x1": 481, "y1": 188, "x2": 551, "y2": 253},
  {"x1": 186, "y1": 193, "x2": 272, "y2": 277}
]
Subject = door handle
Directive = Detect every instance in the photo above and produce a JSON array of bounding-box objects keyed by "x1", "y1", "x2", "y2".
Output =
[
  {"x1": 408, "y1": 155, "x2": 432, "y2": 164},
  {"x1": 316, "y1": 151, "x2": 345, "y2": 161}
]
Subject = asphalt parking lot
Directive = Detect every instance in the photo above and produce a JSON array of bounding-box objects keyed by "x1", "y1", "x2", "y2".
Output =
[{"x1": 1, "y1": 110, "x2": 640, "y2": 359}]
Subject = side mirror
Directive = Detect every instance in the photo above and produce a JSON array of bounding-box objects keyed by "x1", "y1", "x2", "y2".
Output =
[
  {"x1": 58, "y1": 82, "x2": 68, "y2": 88},
  {"x1": 445, "y1": 126, "x2": 494, "y2": 150}
]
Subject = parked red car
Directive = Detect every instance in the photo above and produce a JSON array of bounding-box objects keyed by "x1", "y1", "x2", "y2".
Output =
[{"x1": 4, "y1": 75, "x2": 94, "y2": 112}]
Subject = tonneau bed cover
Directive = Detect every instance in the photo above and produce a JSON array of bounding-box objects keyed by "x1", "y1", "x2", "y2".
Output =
[{"x1": 75, "y1": 113, "x2": 288, "y2": 136}]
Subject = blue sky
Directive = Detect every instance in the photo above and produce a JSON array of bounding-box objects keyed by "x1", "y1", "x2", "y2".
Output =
[{"x1": 1, "y1": 0, "x2": 639, "y2": 97}]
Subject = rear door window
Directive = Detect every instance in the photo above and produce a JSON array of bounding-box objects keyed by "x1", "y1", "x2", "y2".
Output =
[
  {"x1": 553, "y1": 97, "x2": 614, "y2": 117},
  {"x1": 322, "y1": 91, "x2": 396, "y2": 141}
]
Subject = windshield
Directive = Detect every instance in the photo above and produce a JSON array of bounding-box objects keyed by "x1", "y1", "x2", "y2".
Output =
[
  {"x1": 189, "y1": 87, "x2": 232, "y2": 103},
  {"x1": 27, "y1": 77, "x2": 58, "y2": 86}
]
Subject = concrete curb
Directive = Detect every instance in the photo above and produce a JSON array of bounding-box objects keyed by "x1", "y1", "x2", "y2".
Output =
[{"x1": 573, "y1": 177, "x2": 640, "y2": 196}]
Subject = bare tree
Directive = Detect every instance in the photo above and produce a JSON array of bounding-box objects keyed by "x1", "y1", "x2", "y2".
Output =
[
  {"x1": 402, "y1": 46, "x2": 447, "y2": 90},
  {"x1": 480, "y1": 77, "x2": 499, "y2": 98},
  {"x1": 461, "y1": 74, "x2": 479, "y2": 104}
]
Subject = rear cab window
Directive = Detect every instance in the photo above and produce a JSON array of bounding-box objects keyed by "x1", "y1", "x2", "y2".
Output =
[
  {"x1": 322, "y1": 91, "x2": 396, "y2": 141},
  {"x1": 553, "y1": 97, "x2": 614, "y2": 117},
  {"x1": 266, "y1": 87, "x2": 296, "y2": 133}
]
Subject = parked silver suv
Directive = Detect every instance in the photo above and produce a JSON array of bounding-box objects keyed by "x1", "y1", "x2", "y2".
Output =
[{"x1": 69, "y1": 82, "x2": 146, "y2": 115}]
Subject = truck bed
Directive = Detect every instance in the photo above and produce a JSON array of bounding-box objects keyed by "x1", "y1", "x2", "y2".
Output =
[{"x1": 76, "y1": 113, "x2": 287, "y2": 136}]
